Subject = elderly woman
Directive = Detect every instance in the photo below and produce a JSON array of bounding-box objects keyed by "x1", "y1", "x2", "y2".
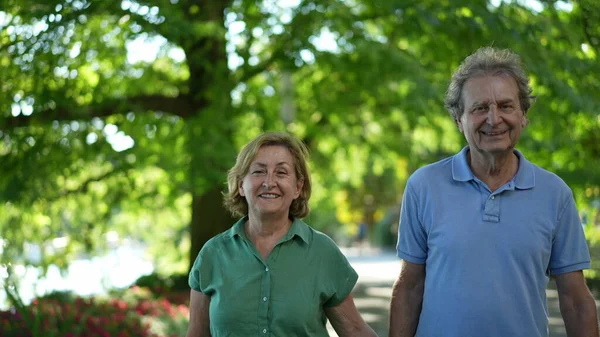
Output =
[{"x1": 185, "y1": 132, "x2": 377, "y2": 337}]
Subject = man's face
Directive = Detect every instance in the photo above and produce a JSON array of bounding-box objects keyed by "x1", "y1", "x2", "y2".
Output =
[{"x1": 457, "y1": 74, "x2": 528, "y2": 156}]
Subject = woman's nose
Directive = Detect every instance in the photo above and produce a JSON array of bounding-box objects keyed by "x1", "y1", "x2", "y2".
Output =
[{"x1": 262, "y1": 174, "x2": 274, "y2": 188}]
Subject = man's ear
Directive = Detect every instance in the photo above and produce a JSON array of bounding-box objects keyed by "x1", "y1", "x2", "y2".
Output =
[
  {"x1": 456, "y1": 117, "x2": 464, "y2": 133},
  {"x1": 521, "y1": 116, "x2": 529, "y2": 128}
]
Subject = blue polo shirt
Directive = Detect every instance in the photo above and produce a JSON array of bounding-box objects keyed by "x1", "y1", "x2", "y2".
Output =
[{"x1": 397, "y1": 147, "x2": 590, "y2": 337}]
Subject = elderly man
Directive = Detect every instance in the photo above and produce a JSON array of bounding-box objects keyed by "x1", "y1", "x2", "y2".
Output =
[{"x1": 389, "y1": 47, "x2": 598, "y2": 337}]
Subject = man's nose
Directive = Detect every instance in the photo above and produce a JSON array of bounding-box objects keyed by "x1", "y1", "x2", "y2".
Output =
[{"x1": 486, "y1": 105, "x2": 501, "y2": 125}]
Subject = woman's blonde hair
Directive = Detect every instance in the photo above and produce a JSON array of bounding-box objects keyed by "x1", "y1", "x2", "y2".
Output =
[{"x1": 223, "y1": 132, "x2": 311, "y2": 219}]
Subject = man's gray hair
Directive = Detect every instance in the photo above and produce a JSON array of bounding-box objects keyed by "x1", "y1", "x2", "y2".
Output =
[{"x1": 444, "y1": 47, "x2": 535, "y2": 122}]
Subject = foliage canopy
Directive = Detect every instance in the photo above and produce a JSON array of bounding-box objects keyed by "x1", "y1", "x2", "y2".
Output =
[{"x1": 1, "y1": 0, "x2": 599, "y2": 273}]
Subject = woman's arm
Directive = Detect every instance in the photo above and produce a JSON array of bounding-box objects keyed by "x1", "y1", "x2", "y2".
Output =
[
  {"x1": 185, "y1": 289, "x2": 212, "y2": 337},
  {"x1": 325, "y1": 294, "x2": 378, "y2": 337}
]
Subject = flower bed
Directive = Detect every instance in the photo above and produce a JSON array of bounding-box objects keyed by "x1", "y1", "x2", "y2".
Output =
[{"x1": 0, "y1": 286, "x2": 190, "y2": 337}]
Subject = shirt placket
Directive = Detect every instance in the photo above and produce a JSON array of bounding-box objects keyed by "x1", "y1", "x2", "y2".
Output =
[
  {"x1": 482, "y1": 181, "x2": 515, "y2": 223},
  {"x1": 258, "y1": 261, "x2": 271, "y2": 336}
]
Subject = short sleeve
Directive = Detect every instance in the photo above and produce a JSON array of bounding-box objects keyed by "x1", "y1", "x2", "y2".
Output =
[
  {"x1": 396, "y1": 183, "x2": 428, "y2": 264},
  {"x1": 322, "y1": 241, "x2": 358, "y2": 307},
  {"x1": 188, "y1": 246, "x2": 216, "y2": 295},
  {"x1": 549, "y1": 191, "x2": 591, "y2": 275}
]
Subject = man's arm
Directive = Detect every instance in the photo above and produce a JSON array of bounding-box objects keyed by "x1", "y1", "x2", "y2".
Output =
[
  {"x1": 325, "y1": 294, "x2": 378, "y2": 337},
  {"x1": 389, "y1": 260, "x2": 426, "y2": 337},
  {"x1": 555, "y1": 270, "x2": 599, "y2": 337},
  {"x1": 185, "y1": 289, "x2": 212, "y2": 337}
]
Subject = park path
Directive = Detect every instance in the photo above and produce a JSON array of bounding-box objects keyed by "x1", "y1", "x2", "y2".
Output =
[{"x1": 327, "y1": 247, "x2": 577, "y2": 337}]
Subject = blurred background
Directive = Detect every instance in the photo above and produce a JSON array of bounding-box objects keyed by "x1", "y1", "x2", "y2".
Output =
[{"x1": 0, "y1": 0, "x2": 599, "y2": 336}]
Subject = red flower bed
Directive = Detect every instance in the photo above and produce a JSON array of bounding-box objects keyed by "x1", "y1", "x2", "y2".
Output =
[
  {"x1": 0, "y1": 287, "x2": 190, "y2": 337},
  {"x1": 0, "y1": 297, "x2": 152, "y2": 337}
]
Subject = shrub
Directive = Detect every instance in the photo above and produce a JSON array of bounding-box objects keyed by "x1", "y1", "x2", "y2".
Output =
[
  {"x1": 0, "y1": 286, "x2": 190, "y2": 337},
  {"x1": 133, "y1": 273, "x2": 189, "y2": 293}
]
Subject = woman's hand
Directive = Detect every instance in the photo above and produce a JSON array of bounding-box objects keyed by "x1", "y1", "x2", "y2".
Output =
[{"x1": 325, "y1": 294, "x2": 378, "y2": 337}]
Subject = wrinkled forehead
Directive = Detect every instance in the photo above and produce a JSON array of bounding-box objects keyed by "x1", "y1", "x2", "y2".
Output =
[{"x1": 461, "y1": 74, "x2": 519, "y2": 105}]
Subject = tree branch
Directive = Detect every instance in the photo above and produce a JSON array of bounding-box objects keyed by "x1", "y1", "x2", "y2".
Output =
[
  {"x1": 236, "y1": 48, "x2": 285, "y2": 83},
  {"x1": 1, "y1": 94, "x2": 192, "y2": 130},
  {"x1": 47, "y1": 166, "x2": 129, "y2": 202}
]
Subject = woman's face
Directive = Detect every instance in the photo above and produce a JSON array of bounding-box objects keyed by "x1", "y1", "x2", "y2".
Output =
[{"x1": 239, "y1": 145, "x2": 303, "y2": 220}]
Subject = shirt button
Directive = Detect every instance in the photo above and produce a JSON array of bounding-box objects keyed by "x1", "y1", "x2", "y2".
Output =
[
  {"x1": 491, "y1": 196, "x2": 495, "y2": 200},
  {"x1": 263, "y1": 329, "x2": 267, "y2": 333},
  {"x1": 265, "y1": 267, "x2": 269, "y2": 272},
  {"x1": 263, "y1": 296, "x2": 267, "y2": 301}
]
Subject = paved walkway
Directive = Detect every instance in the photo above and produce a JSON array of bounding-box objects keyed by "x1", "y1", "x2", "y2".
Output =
[{"x1": 326, "y1": 247, "x2": 582, "y2": 337}]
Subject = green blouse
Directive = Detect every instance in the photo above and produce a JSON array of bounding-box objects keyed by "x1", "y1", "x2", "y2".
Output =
[{"x1": 189, "y1": 216, "x2": 358, "y2": 337}]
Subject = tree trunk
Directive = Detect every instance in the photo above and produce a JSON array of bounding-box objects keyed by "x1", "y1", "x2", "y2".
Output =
[
  {"x1": 183, "y1": 0, "x2": 236, "y2": 271},
  {"x1": 189, "y1": 186, "x2": 235, "y2": 270},
  {"x1": 185, "y1": 115, "x2": 237, "y2": 271}
]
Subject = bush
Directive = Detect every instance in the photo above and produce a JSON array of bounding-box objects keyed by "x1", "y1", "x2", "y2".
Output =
[
  {"x1": 0, "y1": 286, "x2": 190, "y2": 337},
  {"x1": 134, "y1": 273, "x2": 169, "y2": 292},
  {"x1": 0, "y1": 296, "x2": 152, "y2": 337},
  {"x1": 133, "y1": 273, "x2": 189, "y2": 293}
]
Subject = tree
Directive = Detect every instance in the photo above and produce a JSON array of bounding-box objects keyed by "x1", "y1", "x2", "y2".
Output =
[{"x1": 1, "y1": 0, "x2": 598, "y2": 273}]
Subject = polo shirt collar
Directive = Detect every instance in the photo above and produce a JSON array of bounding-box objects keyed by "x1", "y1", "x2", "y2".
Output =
[
  {"x1": 512, "y1": 149, "x2": 535, "y2": 189},
  {"x1": 452, "y1": 146, "x2": 474, "y2": 182},
  {"x1": 229, "y1": 216, "x2": 311, "y2": 244},
  {"x1": 452, "y1": 146, "x2": 535, "y2": 189}
]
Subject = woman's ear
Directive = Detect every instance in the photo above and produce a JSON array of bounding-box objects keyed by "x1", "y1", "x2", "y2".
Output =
[
  {"x1": 295, "y1": 179, "x2": 304, "y2": 199},
  {"x1": 238, "y1": 179, "x2": 245, "y2": 197}
]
